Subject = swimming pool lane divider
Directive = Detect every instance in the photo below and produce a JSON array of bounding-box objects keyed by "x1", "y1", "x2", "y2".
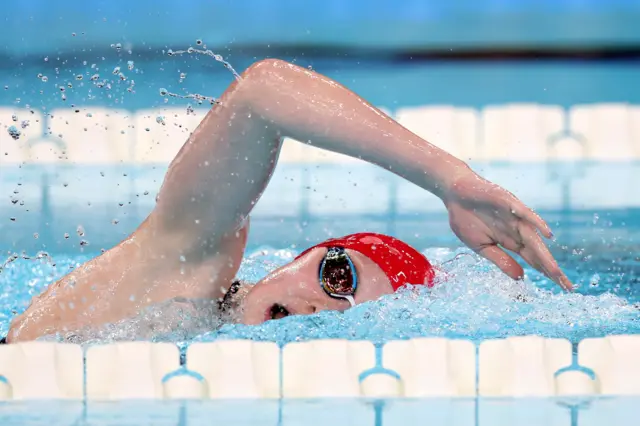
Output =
[
  {"x1": 362, "y1": 344, "x2": 401, "y2": 426},
  {"x1": 0, "y1": 335, "x2": 638, "y2": 401},
  {"x1": 158, "y1": 342, "x2": 394, "y2": 426},
  {"x1": 357, "y1": 344, "x2": 401, "y2": 385},
  {"x1": 0, "y1": 336, "x2": 638, "y2": 426}
]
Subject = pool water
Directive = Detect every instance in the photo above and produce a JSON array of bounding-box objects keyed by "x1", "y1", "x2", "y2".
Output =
[
  {"x1": 1, "y1": 240, "x2": 638, "y2": 345},
  {"x1": 0, "y1": 397, "x2": 636, "y2": 426}
]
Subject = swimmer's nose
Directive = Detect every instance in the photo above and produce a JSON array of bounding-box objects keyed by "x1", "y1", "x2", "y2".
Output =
[{"x1": 241, "y1": 274, "x2": 350, "y2": 325}]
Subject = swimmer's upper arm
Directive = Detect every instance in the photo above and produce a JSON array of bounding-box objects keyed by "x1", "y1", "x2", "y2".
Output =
[{"x1": 147, "y1": 63, "x2": 283, "y2": 252}]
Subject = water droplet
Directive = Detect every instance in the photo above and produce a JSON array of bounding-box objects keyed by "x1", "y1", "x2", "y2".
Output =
[
  {"x1": 9, "y1": 217, "x2": 16, "y2": 222},
  {"x1": 118, "y1": 72, "x2": 127, "y2": 81},
  {"x1": 196, "y1": 39, "x2": 203, "y2": 45},
  {"x1": 72, "y1": 32, "x2": 76, "y2": 37},
  {"x1": 20, "y1": 120, "x2": 30, "y2": 129},
  {"x1": 187, "y1": 47, "x2": 195, "y2": 53},
  {"x1": 7, "y1": 126, "x2": 21, "y2": 140},
  {"x1": 77, "y1": 225, "x2": 85, "y2": 237},
  {"x1": 41, "y1": 76, "x2": 48, "y2": 82},
  {"x1": 127, "y1": 60, "x2": 134, "y2": 70},
  {"x1": 86, "y1": 113, "x2": 93, "y2": 118},
  {"x1": 44, "y1": 56, "x2": 49, "y2": 62},
  {"x1": 67, "y1": 82, "x2": 73, "y2": 88},
  {"x1": 156, "y1": 116, "x2": 165, "y2": 125},
  {"x1": 112, "y1": 219, "x2": 119, "y2": 225},
  {"x1": 11, "y1": 114, "x2": 17, "y2": 122},
  {"x1": 167, "y1": 49, "x2": 174, "y2": 56},
  {"x1": 80, "y1": 240, "x2": 89, "y2": 247},
  {"x1": 64, "y1": 233, "x2": 70, "y2": 239},
  {"x1": 75, "y1": 74, "x2": 83, "y2": 80},
  {"x1": 112, "y1": 66, "x2": 121, "y2": 75},
  {"x1": 33, "y1": 233, "x2": 39, "y2": 239},
  {"x1": 159, "y1": 88, "x2": 168, "y2": 96}
]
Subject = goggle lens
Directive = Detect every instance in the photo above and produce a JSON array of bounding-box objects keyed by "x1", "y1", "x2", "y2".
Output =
[{"x1": 319, "y1": 247, "x2": 357, "y2": 297}]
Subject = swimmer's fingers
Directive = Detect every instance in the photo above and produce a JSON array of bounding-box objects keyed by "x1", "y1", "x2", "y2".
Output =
[
  {"x1": 519, "y1": 225, "x2": 573, "y2": 291},
  {"x1": 475, "y1": 245, "x2": 524, "y2": 281},
  {"x1": 510, "y1": 202, "x2": 553, "y2": 239},
  {"x1": 511, "y1": 201, "x2": 553, "y2": 238}
]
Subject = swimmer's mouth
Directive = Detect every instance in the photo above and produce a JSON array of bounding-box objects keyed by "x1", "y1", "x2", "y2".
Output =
[{"x1": 268, "y1": 304, "x2": 290, "y2": 321}]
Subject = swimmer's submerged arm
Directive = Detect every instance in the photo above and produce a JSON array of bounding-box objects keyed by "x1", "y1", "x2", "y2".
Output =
[{"x1": 151, "y1": 59, "x2": 468, "y2": 248}]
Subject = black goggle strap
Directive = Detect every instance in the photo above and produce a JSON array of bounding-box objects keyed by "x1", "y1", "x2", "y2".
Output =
[{"x1": 318, "y1": 246, "x2": 357, "y2": 307}]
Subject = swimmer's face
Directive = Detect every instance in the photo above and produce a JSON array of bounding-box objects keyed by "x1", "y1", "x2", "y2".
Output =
[{"x1": 241, "y1": 247, "x2": 394, "y2": 324}]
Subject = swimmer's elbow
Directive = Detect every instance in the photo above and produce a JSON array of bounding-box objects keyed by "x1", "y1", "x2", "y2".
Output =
[
  {"x1": 242, "y1": 58, "x2": 290, "y2": 80},
  {"x1": 238, "y1": 59, "x2": 295, "y2": 99},
  {"x1": 235, "y1": 59, "x2": 301, "y2": 117},
  {"x1": 222, "y1": 59, "x2": 290, "y2": 113}
]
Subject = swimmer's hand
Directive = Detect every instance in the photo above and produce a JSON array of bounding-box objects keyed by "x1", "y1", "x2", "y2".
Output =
[{"x1": 442, "y1": 172, "x2": 573, "y2": 291}]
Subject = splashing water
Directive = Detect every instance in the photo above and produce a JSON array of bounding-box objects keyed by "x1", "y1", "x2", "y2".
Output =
[
  {"x1": 28, "y1": 43, "x2": 139, "y2": 106},
  {"x1": 167, "y1": 47, "x2": 241, "y2": 80},
  {"x1": 7, "y1": 125, "x2": 21, "y2": 140},
  {"x1": 22, "y1": 40, "x2": 235, "y2": 111},
  {"x1": 156, "y1": 43, "x2": 242, "y2": 104},
  {"x1": 1, "y1": 247, "x2": 637, "y2": 345},
  {"x1": 158, "y1": 87, "x2": 219, "y2": 105}
]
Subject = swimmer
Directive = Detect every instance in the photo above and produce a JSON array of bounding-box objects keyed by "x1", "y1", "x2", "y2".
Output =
[{"x1": 4, "y1": 59, "x2": 573, "y2": 343}]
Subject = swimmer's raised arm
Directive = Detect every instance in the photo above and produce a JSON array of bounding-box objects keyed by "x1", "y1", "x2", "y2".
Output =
[{"x1": 152, "y1": 59, "x2": 572, "y2": 290}]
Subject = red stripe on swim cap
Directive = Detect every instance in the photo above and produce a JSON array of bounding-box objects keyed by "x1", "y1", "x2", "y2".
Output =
[{"x1": 296, "y1": 232, "x2": 435, "y2": 290}]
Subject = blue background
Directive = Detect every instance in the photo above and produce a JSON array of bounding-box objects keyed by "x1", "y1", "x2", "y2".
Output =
[
  {"x1": 2, "y1": 0, "x2": 640, "y2": 55},
  {"x1": 2, "y1": 0, "x2": 640, "y2": 111}
]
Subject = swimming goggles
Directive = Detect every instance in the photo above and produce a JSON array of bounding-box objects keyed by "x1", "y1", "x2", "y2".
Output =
[{"x1": 318, "y1": 247, "x2": 358, "y2": 307}]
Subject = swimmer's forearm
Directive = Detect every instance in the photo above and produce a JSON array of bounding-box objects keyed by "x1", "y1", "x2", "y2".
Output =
[{"x1": 238, "y1": 59, "x2": 473, "y2": 197}]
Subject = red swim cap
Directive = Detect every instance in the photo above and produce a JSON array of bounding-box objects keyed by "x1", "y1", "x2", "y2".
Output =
[{"x1": 296, "y1": 232, "x2": 436, "y2": 290}]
